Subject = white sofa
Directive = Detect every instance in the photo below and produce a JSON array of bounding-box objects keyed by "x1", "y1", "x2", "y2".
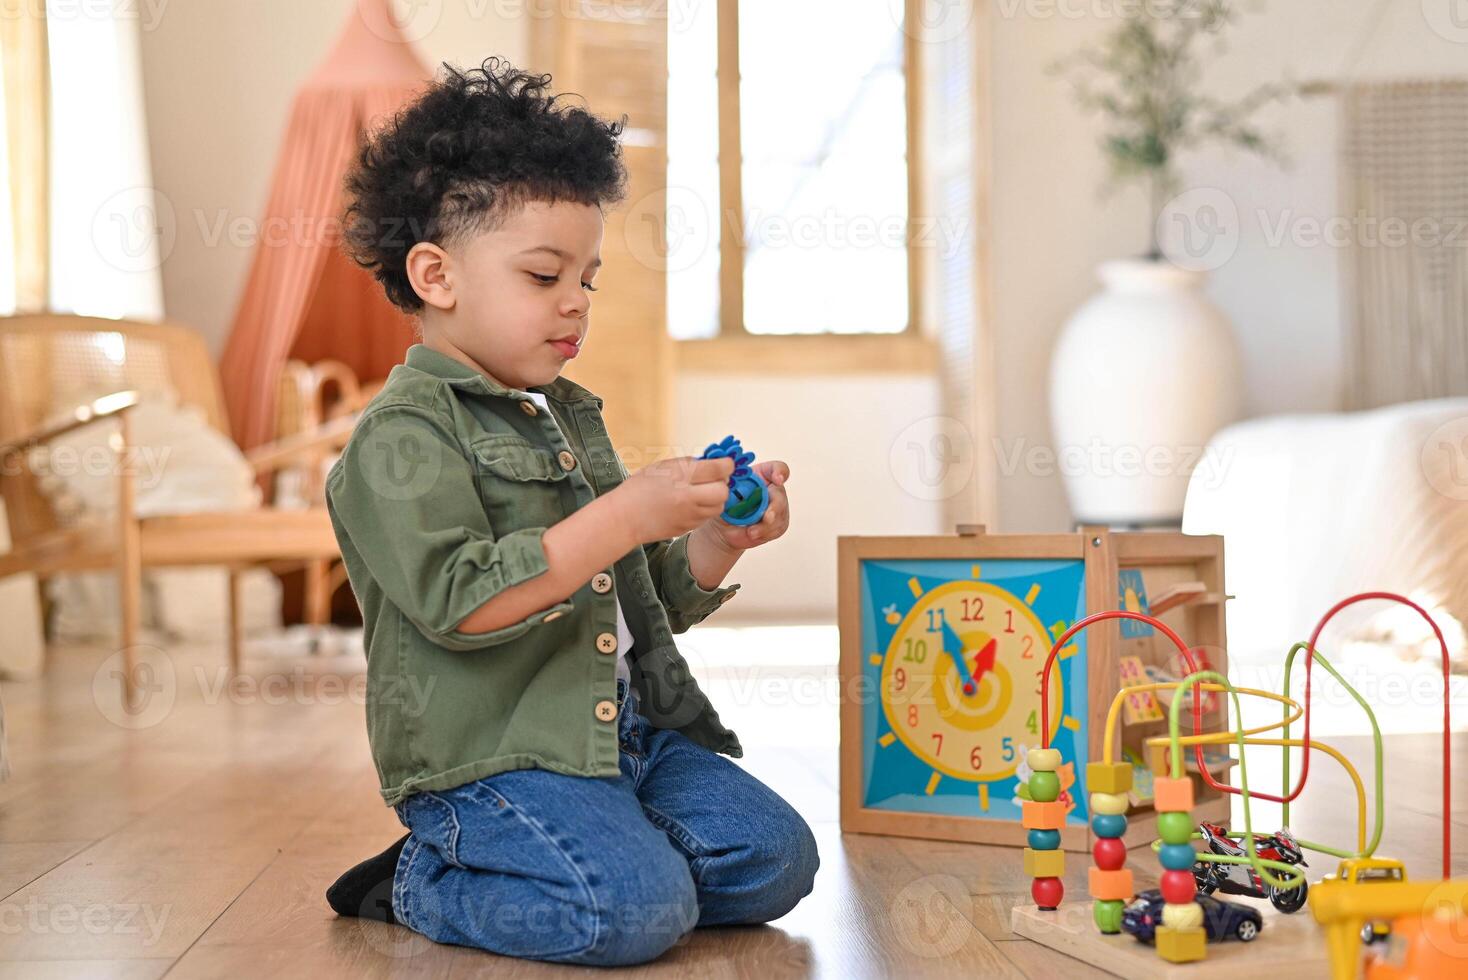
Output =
[{"x1": 1182, "y1": 398, "x2": 1468, "y2": 670}]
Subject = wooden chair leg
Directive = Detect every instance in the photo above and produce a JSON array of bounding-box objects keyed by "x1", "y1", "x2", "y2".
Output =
[
  {"x1": 304, "y1": 558, "x2": 329, "y2": 626},
  {"x1": 116, "y1": 413, "x2": 142, "y2": 707},
  {"x1": 226, "y1": 567, "x2": 243, "y2": 678}
]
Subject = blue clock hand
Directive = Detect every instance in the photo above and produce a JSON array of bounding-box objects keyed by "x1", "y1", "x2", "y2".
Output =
[{"x1": 940, "y1": 619, "x2": 978, "y2": 697}]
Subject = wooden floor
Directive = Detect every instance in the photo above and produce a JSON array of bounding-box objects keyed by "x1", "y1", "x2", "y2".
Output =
[{"x1": 0, "y1": 632, "x2": 1463, "y2": 979}]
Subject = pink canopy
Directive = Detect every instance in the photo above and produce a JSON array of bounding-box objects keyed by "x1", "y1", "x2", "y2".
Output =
[{"x1": 220, "y1": 0, "x2": 429, "y2": 450}]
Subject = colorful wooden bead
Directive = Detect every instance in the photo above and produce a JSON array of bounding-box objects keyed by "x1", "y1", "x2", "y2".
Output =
[
  {"x1": 1092, "y1": 836, "x2": 1127, "y2": 871},
  {"x1": 1160, "y1": 869, "x2": 1197, "y2": 904},
  {"x1": 1086, "y1": 761, "x2": 1133, "y2": 795},
  {"x1": 1153, "y1": 776, "x2": 1195, "y2": 813},
  {"x1": 1089, "y1": 792, "x2": 1128, "y2": 815},
  {"x1": 1032, "y1": 876, "x2": 1064, "y2": 911},
  {"x1": 1022, "y1": 800, "x2": 1066, "y2": 829},
  {"x1": 1028, "y1": 770, "x2": 1061, "y2": 803},
  {"x1": 1155, "y1": 925, "x2": 1207, "y2": 963},
  {"x1": 1161, "y1": 901, "x2": 1203, "y2": 930},
  {"x1": 1093, "y1": 898, "x2": 1125, "y2": 934},
  {"x1": 1158, "y1": 843, "x2": 1198, "y2": 871},
  {"x1": 1027, "y1": 748, "x2": 1062, "y2": 771},
  {"x1": 1024, "y1": 847, "x2": 1066, "y2": 879},
  {"x1": 1156, "y1": 811, "x2": 1195, "y2": 846},
  {"x1": 1090, "y1": 813, "x2": 1127, "y2": 839},
  {"x1": 1088, "y1": 867, "x2": 1135, "y2": 901},
  {"x1": 1028, "y1": 828, "x2": 1061, "y2": 851}
]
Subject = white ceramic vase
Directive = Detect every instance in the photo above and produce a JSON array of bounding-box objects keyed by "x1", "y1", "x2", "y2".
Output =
[{"x1": 1049, "y1": 258, "x2": 1242, "y2": 526}]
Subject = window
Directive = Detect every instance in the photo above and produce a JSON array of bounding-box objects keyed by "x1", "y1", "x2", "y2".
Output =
[{"x1": 666, "y1": 0, "x2": 917, "y2": 340}]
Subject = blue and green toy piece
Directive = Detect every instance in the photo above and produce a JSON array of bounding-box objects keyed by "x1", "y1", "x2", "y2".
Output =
[{"x1": 701, "y1": 435, "x2": 770, "y2": 526}]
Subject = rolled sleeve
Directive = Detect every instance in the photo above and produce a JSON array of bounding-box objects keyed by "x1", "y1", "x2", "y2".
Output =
[
  {"x1": 643, "y1": 531, "x2": 740, "y2": 633},
  {"x1": 326, "y1": 406, "x2": 571, "y2": 651}
]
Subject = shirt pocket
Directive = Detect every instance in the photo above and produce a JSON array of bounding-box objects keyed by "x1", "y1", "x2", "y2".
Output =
[{"x1": 470, "y1": 433, "x2": 571, "y2": 531}]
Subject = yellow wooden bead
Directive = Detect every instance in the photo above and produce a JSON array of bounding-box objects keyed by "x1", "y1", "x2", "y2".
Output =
[
  {"x1": 1162, "y1": 901, "x2": 1203, "y2": 930},
  {"x1": 1027, "y1": 748, "x2": 1062, "y2": 772},
  {"x1": 1023, "y1": 847, "x2": 1066, "y2": 879},
  {"x1": 1086, "y1": 761, "x2": 1133, "y2": 795},
  {"x1": 1089, "y1": 792, "x2": 1128, "y2": 816},
  {"x1": 1155, "y1": 925, "x2": 1207, "y2": 963}
]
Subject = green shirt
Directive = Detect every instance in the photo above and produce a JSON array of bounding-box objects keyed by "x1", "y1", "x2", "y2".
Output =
[{"x1": 325, "y1": 344, "x2": 743, "y2": 806}]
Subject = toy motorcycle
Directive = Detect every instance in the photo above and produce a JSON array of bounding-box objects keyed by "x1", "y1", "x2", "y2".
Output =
[{"x1": 1192, "y1": 822, "x2": 1310, "y2": 914}]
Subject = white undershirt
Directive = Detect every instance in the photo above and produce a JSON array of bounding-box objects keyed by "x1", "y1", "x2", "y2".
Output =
[{"x1": 524, "y1": 391, "x2": 633, "y2": 689}]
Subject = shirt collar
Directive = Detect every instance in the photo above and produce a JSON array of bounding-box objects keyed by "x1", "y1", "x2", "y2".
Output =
[{"x1": 402, "y1": 343, "x2": 602, "y2": 406}]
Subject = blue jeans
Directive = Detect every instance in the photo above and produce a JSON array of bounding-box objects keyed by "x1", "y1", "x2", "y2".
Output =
[{"x1": 391, "y1": 680, "x2": 820, "y2": 966}]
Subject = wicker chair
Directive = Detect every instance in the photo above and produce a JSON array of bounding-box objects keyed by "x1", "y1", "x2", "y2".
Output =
[{"x1": 0, "y1": 314, "x2": 357, "y2": 704}]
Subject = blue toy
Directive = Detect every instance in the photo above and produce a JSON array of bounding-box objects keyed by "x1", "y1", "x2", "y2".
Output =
[{"x1": 700, "y1": 435, "x2": 770, "y2": 526}]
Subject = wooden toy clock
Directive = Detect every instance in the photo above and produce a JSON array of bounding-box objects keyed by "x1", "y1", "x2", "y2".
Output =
[{"x1": 838, "y1": 526, "x2": 1232, "y2": 849}]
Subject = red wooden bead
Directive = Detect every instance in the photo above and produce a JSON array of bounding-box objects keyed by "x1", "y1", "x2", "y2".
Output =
[
  {"x1": 1092, "y1": 836, "x2": 1127, "y2": 871},
  {"x1": 1160, "y1": 869, "x2": 1196, "y2": 904},
  {"x1": 1032, "y1": 875, "x2": 1065, "y2": 910}
]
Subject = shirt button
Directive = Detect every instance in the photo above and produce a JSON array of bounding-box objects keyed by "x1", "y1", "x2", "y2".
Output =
[
  {"x1": 591, "y1": 573, "x2": 613, "y2": 594},
  {"x1": 719, "y1": 592, "x2": 736, "y2": 604},
  {"x1": 557, "y1": 450, "x2": 577, "y2": 471},
  {"x1": 519, "y1": 400, "x2": 538, "y2": 416},
  {"x1": 596, "y1": 632, "x2": 618, "y2": 654},
  {"x1": 595, "y1": 700, "x2": 617, "y2": 722},
  {"x1": 542, "y1": 609, "x2": 563, "y2": 622}
]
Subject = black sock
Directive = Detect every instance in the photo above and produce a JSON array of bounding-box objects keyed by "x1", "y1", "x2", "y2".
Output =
[{"x1": 326, "y1": 833, "x2": 408, "y2": 924}]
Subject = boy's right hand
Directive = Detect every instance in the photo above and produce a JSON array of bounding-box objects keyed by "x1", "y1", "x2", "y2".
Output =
[{"x1": 610, "y1": 456, "x2": 735, "y2": 545}]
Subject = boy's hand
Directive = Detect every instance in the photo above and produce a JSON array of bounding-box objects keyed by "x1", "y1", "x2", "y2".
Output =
[
  {"x1": 702, "y1": 460, "x2": 790, "y2": 553},
  {"x1": 610, "y1": 455, "x2": 735, "y2": 545}
]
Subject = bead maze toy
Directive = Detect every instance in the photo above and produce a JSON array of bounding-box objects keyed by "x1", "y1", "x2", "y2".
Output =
[
  {"x1": 700, "y1": 434, "x2": 770, "y2": 526},
  {"x1": 1009, "y1": 593, "x2": 1462, "y2": 980}
]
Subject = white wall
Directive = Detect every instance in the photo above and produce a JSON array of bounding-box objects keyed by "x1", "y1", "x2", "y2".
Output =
[{"x1": 989, "y1": 1, "x2": 1468, "y2": 531}]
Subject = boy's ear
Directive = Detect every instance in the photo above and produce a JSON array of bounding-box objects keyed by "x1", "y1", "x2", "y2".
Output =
[{"x1": 405, "y1": 242, "x2": 455, "y2": 312}]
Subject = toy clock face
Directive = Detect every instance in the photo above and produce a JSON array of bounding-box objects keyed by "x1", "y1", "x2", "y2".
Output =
[
  {"x1": 881, "y1": 581, "x2": 1061, "y2": 783},
  {"x1": 855, "y1": 555, "x2": 1088, "y2": 825}
]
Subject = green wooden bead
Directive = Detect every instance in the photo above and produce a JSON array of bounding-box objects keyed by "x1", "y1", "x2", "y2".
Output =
[
  {"x1": 1029, "y1": 771, "x2": 1061, "y2": 803},
  {"x1": 1094, "y1": 898, "x2": 1125, "y2": 934},
  {"x1": 1156, "y1": 811, "x2": 1195, "y2": 846}
]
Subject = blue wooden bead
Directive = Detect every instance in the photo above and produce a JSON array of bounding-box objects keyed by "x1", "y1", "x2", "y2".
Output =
[
  {"x1": 1028, "y1": 829, "x2": 1062, "y2": 850},
  {"x1": 1158, "y1": 843, "x2": 1198, "y2": 871},
  {"x1": 1091, "y1": 813, "x2": 1127, "y2": 839}
]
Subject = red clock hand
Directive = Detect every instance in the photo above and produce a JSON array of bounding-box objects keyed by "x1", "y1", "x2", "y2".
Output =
[{"x1": 969, "y1": 637, "x2": 998, "y2": 693}]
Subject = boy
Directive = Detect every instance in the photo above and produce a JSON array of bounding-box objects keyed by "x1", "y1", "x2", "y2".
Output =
[{"x1": 321, "y1": 59, "x2": 818, "y2": 966}]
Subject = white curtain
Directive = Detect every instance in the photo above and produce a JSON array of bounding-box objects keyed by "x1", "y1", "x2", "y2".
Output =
[{"x1": 46, "y1": 0, "x2": 163, "y2": 320}]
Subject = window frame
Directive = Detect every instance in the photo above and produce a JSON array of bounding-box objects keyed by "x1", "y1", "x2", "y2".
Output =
[{"x1": 673, "y1": 0, "x2": 933, "y2": 370}]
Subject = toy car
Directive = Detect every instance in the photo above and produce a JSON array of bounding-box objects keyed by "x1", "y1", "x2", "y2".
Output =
[
  {"x1": 1193, "y1": 822, "x2": 1310, "y2": 913},
  {"x1": 1120, "y1": 889, "x2": 1263, "y2": 944},
  {"x1": 1322, "y1": 857, "x2": 1408, "y2": 944}
]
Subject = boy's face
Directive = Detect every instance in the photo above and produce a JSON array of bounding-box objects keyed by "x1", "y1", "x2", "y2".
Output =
[{"x1": 414, "y1": 199, "x2": 605, "y2": 390}]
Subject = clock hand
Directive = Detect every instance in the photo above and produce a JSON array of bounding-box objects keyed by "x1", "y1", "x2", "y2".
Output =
[
  {"x1": 971, "y1": 636, "x2": 998, "y2": 688},
  {"x1": 940, "y1": 620, "x2": 979, "y2": 697}
]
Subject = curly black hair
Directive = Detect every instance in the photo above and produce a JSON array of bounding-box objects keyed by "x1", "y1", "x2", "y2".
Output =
[{"x1": 342, "y1": 57, "x2": 628, "y2": 313}]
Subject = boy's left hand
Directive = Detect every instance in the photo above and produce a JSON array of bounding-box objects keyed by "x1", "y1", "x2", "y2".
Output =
[{"x1": 703, "y1": 460, "x2": 790, "y2": 552}]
